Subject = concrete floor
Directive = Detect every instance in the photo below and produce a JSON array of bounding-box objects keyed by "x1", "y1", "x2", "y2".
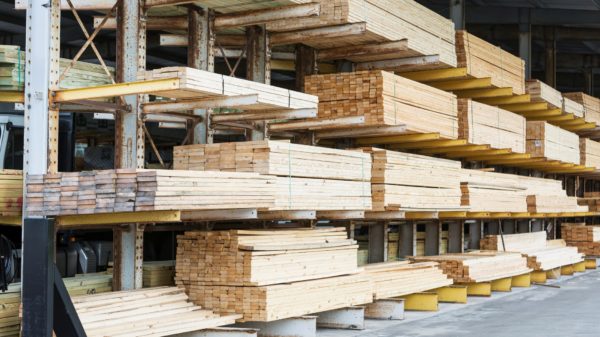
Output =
[{"x1": 318, "y1": 268, "x2": 600, "y2": 337}]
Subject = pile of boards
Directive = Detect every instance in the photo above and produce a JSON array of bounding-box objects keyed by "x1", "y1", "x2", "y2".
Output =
[
  {"x1": 579, "y1": 192, "x2": 600, "y2": 212},
  {"x1": 173, "y1": 141, "x2": 372, "y2": 211},
  {"x1": 266, "y1": 0, "x2": 457, "y2": 69},
  {"x1": 561, "y1": 223, "x2": 600, "y2": 256},
  {"x1": 0, "y1": 170, "x2": 22, "y2": 216},
  {"x1": 0, "y1": 273, "x2": 113, "y2": 337},
  {"x1": 143, "y1": 260, "x2": 175, "y2": 287},
  {"x1": 455, "y1": 31, "x2": 526, "y2": 95},
  {"x1": 564, "y1": 92, "x2": 600, "y2": 125},
  {"x1": 73, "y1": 287, "x2": 240, "y2": 337},
  {"x1": 25, "y1": 169, "x2": 276, "y2": 216},
  {"x1": 0, "y1": 45, "x2": 113, "y2": 90},
  {"x1": 480, "y1": 232, "x2": 583, "y2": 271},
  {"x1": 458, "y1": 99, "x2": 526, "y2": 153},
  {"x1": 304, "y1": 70, "x2": 459, "y2": 138},
  {"x1": 175, "y1": 228, "x2": 372, "y2": 322},
  {"x1": 580, "y1": 138, "x2": 600, "y2": 169},
  {"x1": 411, "y1": 251, "x2": 531, "y2": 283},
  {"x1": 527, "y1": 80, "x2": 572, "y2": 114},
  {"x1": 526, "y1": 121, "x2": 580, "y2": 164}
]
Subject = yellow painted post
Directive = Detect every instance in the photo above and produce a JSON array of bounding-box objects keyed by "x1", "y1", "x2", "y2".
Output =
[
  {"x1": 435, "y1": 286, "x2": 468, "y2": 304},
  {"x1": 574, "y1": 261, "x2": 586, "y2": 273},
  {"x1": 511, "y1": 273, "x2": 531, "y2": 288},
  {"x1": 491, "y1": 277, "x2": 512, "y2": 292},
  {"x1": 530, "y1": 271, "x2": 547, "y2": 283},
  {"x1": 585, "y1": 258, "x2": 597, "y2": 269},
  {"x1": 561, "y1": 264, "x2": 575, "y2": 276},
  {"x1": 464, "y1": 282, "x2": 492, "y2": 297},
  {"x1": 402, "y1": 293, "x2": 439, "y2": 311}
]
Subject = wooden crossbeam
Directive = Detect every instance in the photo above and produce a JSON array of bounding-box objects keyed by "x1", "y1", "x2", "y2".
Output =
[
  {"x1": 428, "y1": 77, "x2": 492, "y2": 91},
  {"x1": 53, "y1": 78, "x2": 179, "y2": 102},
  {"x1": 355, "y1": 55, "x2": 442, "y2": 72},
  {"x1": 399, "y1": 67, "x2": 468, "y2": 82},
  {"x1": 270, "y1": 23, "x2": 367, "y2": 46},
  {"x1": 0, "y1": 91, "x2": 24, "y2": 103},
  {"x1": 212, "y1": 108, "x2": 317, "y2": 122},
  {"x1": 214, "y1": 3, "x2": 320, "y2": 29},
  {"x1": 160, "y1": 34, "x2": 246, "y2": 47},
  {"x1": 268, "y1": 116, "x2": 364, "y2": 131},
  {"x1": 315, "y1": 125, "x2": 408, "y2": 139},
  {"x1": 455, "y1": 87, "x2": 513, "y2": 99},
  {"x1": 477, "y1": 94, "x2": 531, "y2": 105},
  {"x1": 94, "y1": 16, "x2": 188, "y2": 30},
  {"x1": 142, "y1": 94, "x2": 259, "y2": 113},
  {"x1": 317, "y1": 40, "x2": 409, "y2": 62},
  {"x1": 355, "y1": 133, "x2": 441, "y2": 145}
]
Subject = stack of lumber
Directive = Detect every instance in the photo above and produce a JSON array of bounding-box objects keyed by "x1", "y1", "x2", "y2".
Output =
[
  {"x1": 25, "y1": 169, "x2": 277, "y2": 216},
  {"x1": 561, "y1": 223, "x2": 600, "y2": 256},
  {"x1": 366, "y1": 148, "x2": 463, "y2": 211},
  {"x1": 563, "y1": 97, "x2": 585, "y2": 117},
  {"x1": 480, "y1": 232, "x2": 584, "y2": 271},
  {"x1": 580, "y1": 138, "x2": 600, "y2": 169},
  {"x1": 527, "y1": 194, "x2": 587, "y2": 213},
  {"x1": 304, "y1": 71, "x2": 458, "y2": 138},
  {"x1": 460, "y1": 169, "x2": 528, "y2": 213},
  {"x1": 0, "y1": 45, "x2": 114, "y2": 90},
  {"x1": 173, "y1": 141, "x2": 372, "y2": 211},
  {"x1": 73, "y1": 287, "x2": 241, "y2": 337},
  {"x1": 176, "y1": 228, "x2": 372, "y2": 322},
  {"x1": 458, "y1": 99, "x2": 526, "y2": 153},
  {"x1": 564, "y1": 92, "x2": 600, "y2": 125},
  {"x1": 579, "y1": 192, "x2": 600, "y2": 211},
  {"x1": 526, "y1": 80, "x2": 565, "y2": 111},
  {"x1": 362, "y1": 261, "x2": 452, "y2": 300},
  {"x1": 411, "y1": 251, "x2": 531, "y2": 283},
  {"x1": 143, "y1": 261, "x2": 175, "y2": 287},
  {"x1": 526, "y1": 121, "x2": 580, "y2": 164},
  {"x1": 0, "y1": 170, "x2": 22, "y2": 216},
  {"x1": 266, "y1": 0, "x2": 457, "y2": 69},
  {"x1": 456, "y1": 31, "x2": 526, "y2": 95}
]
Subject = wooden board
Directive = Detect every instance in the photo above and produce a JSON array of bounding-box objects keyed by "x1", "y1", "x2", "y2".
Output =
[
  {"x1": 526, "y1": 121, "x2": 580, "y2": 164},
  {"x1": 526, "y1": 80, "x2": 563, "y2": 110},
  {"x1": 561, "y1": 223, "x2": 600, "y2": 256},
  {"x1": 564, "y1": 92, "x2": 600, "y2": 125},
  {"x1": 580, "y1": 138, "x2": 600, "y2": 169},
  {"x1": 460, "y1": 169, "x2": 528, "y2": 213},
  {"x1": 0, "y1": 170, "x2": 22, "y2": 217},
  {"x1": 143, "y1": 260, "x2": 175, "y2": 287}
]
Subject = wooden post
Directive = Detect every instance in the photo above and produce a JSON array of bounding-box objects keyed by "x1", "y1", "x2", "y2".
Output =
[
  {"x1": 295, "y1": 44, "x2": 317, "y2": 92},
  {"x1": 246, "y1": 25, "x2": 270, "y2": 140}
]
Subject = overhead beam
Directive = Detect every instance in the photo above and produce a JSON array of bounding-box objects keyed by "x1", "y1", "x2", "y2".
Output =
[
  {"x1": 269, "y1": 116, "x2": 365, "y2": 132},
  {"x1": 317, "y1": 40, "x2": 410, "y2": 61},
  {"x1": 270, "y1": 23, "x2": 367, "y2": 46},
  {"x1": 143, "y1": 94, "x2": 260, "y2": 113},
  {"x1": 161, "y1": 34, "x2": 246, "y2": 47},
  {"x1": 212, "y1": 108, "x2": 317, "y2": 123},
  {"x1": 355, "y1": 55, "x2": 442, "y2": 72},
  {"x1": 214, "y1": 3, "x2": 319, "y2": 29}
]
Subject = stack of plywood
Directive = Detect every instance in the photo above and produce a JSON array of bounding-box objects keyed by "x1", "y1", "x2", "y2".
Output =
[
  {"x1": 561, "y1": 223, "x2": 600, "y2": 256},
  {"x1": 143, "y1": 260, "x2": 175, "y2": 287},
  {"x1": 458, "y1": 99, "x2": 526, "y2": 153},
  {"x1": 73, "y1": 287, "x2": 241, "y2": 337},
  {"x1": 176, "y1": 228, "x2": 372, "y2": 322},
  {"x1": 0, "y1": 170, "x2": 22, "y2": 216},
  {"x1": 526, "y1": 80, "x2": 565, "y2": 111},
  {"x1": 266, "y1": 0, "x2": 457, "y2": 69},
  {"x1": 362, "y1": 261, "x2": 452, "y2": 300},
  {"x1": 580, "y1": 138, "x2": 600, "y2": 169},
  {"x1": 564, "y1": 92, "x2": 600, "y2": 125},
  {"x1": 411, "y1": 252, "x2": 531, "y2": 283},
  {"x1": 526, "y1": 121, "x2": 580, "y2": 164},
  {"x1": 365, "y1": 148, "x2": 463, "y2": 211},
  {"x1": 304, "y1": 71, "x2": 458, "y2": 138},
  {"x1": 173, "y1": 141, "x2": 372, "y2": 211},
  {"x1": 455, "y1": 31, "x2": 526, "y2": 95},
  {"x1": 460, "y1": 169, "x2": 528, "y2": 212}
]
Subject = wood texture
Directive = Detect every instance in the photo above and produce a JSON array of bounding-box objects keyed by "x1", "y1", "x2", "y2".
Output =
[
  {"x1": 143, "y1": 261, "x2": 175, "y2": 287},
  {"x1": 0, "y1": 170, "x2": 22, "y2": 217},
  {"x1": 564, "y1": 92, "x2": 600, "y2": 125},
  {"x1": 526, "y1": 80, "x2": 564, "y2": 110},
  {"x1": 580, "y1": 138, "x2": 600, "y2": 169},
  {"x1": 561, "y1": 223, "x2": 600, "y2": 256},
  {"x1": 526, "y1": 121, "x2": 580, "y2": 164},
  {"x1": 460, "y1": 169, "x2": 528, "y2": 212}
]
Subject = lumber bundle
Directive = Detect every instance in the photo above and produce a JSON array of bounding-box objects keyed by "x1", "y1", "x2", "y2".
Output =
[
  {"x1": 564, "y1": 92, "x2": 600, "y2": 125},
  {"x1": 480, "y1": 232, "x2": 548, "y2": 252},
  {"x1": 561, "y1": 223, "x2": 600, "y2": 256},
  {"x1": 363, "y1": 261, "x2": 452, "y2": 300},
  {"x1": 175, "y1": 228, "x2": 359, "y2": 286},
  {"x1": 526, "y1": 195, "x2": 587, "y2": 213},
  {"x1": 526, "y1": 80, "x2": 565, "y2": 111},
  {"x1": 411, "y1": 251, "x2": 531, "y2": 283},
  {"x1": 365, "y1": 148, "x2": 463, "y2": 211},
  {"x1": 0, "y1": 45, "x2": 114, "y2": 90},
  {"x1": 143, "y1": 261, "x2": 175, "y2": 287},
  {"x1": 526, "y1": 121, "x2": 580, "y2": 164},
  {"x1": 460, "y1": 169, "x2": 528, "y2": 212},
  {"x1": 563, "y1": 97, "x2": 585, "y2": 117},
  {"x1": 0, "y1": 170, "x2": 22, "y2": 216},
  {"x1": 455, "y1": 31, "x2": 526, "y2": 95},
  {"x1": 25, "y1": 169, "x2": 276, "y2": 216},
  {"x1": 458, "y1": 99, "x2": 526, "y2": 153},
  {"x1": 304, "y1": 71, "x2": 458, "y2": 138},
  {"x1": 580, "y1": 138, "x2": 600, "y2": 169},
  {"x1": 266, "y1": 0, "x2": 457, "y2": 69},
  {"x1": 73, "y1": 287, "x2": 240, "y2": 337}
]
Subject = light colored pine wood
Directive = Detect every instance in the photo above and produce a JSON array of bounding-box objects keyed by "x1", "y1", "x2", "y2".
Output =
[
  {"x1": 561, "y1": 223, "x2": 600, "y2": 256},
  {"x1": 564, "y1": 92, "x2": 600, "y2": 125},
  {"x1": 0, "y1": 170, "x2": 22, "y2": 217},
  {"x1": 526, "y1": 121, "x2": 580, "y2": 164},
  {"x1": 580, "y1": 138, "x2": 600, "y2": 169}
]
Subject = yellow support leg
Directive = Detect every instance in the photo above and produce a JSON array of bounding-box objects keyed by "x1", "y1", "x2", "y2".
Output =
[
  {"x1": 574, "y1": 261, "x2": 586, "y2": 273},
  {"x1": 561, "y1": 265, "x2": 575, "y2": 276},
  {"x1": 585, "y1": 258, "x2": 597, "y2": 269},
  {"x1": 546, "y1": 268, "x2": 560, "y2": 279},
  {"x1": 465, "y1": 282, "x2": 492, "y2": 297},
  {"x1": 491, "y1": 277, "x2": 512, "y2": 292},
  {"x1": 531, "y1": 270, "x2": 547, "y2": 283},
  {"x1": 402, "y1": 293, "x2": 439, "y2": 311},
  {"x1": 435, "y1": 286, "x2": 468, "y2": 304},
  {"x1": 511, "y1": 273, "x2": 531, "y2": 288}
]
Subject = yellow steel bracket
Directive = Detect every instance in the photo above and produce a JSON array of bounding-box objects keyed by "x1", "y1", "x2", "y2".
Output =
[
  {"x1": 435, "y1": 286, "x2": 467, "y2": 304},
  {"x1": 511, "y1": 273, "x2": 531, "y2": 288},
  {"x1": 402, "y1": 292, "x2": 439, "y2": 311}
]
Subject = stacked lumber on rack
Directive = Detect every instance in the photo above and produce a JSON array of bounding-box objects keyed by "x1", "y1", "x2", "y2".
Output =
[
  {"x1": 580, "y1": 138, "x2": 600, "y2": 169},
  {"x1": 25, "y1": 169, "x2": 277, "y2": 216},
  {"x1": 143, "y1": 260, "x2": 175, "y2": 287},
  {"x1": 362, "y1": 261, "x2": 452, "y2": 300},
  {"x1": 455, "y1": 31, "x2": 526, "y2": 95},
  {"x1": 526, "y1": 80, "x2": 565, "y2": 111},
  {"x1": 458, "y1": 99, "x2": 526, "y2": 153},
  {"x1": 563, "y1": 97, "x2": 585, "y2": 117},
  {"x1": 176, "y1": 228, "x2": 372, "y2": 322},
  {"x1": 365, "y1": 148, "x2": 463, "y2": 211},
  {"x1": 527, "y1": 195, "x2": 588, "y2": 213},
  {"x1": 411, "y1": 252, "x2": 531, "y2": 283},
  {"x1": 73, "y1": 287, "x2": 240, "y2": 337},
  {"x1": 0, "y1": 170, "x2": 22, "y2": 217},
  {"x1": 460, "y1": 169, "x2": 528, "y2": 212},
  {"x1": 304, "y1": 71, "x2": 458, "y2": 137},
  {"x1": 480, "y1": 232, "x2": 584, "y2": 271},
  {"x1": 526, "y1": 121, "x2": 580, "y2": 164},
  {"x1": 564, "y1": 92, "x2": 600, "y2": 125},
  {"x1": 579, "y1": 192, "x2": 600, "y2": 211},
  {"x1": 173, "y1": 141, "x2": 372, "y2": 211},
  {"x1": 561, "y1": 223, "x2": 600, "y2": 256},
  {"x1": 266, "y1": 0, "x2": 457, "y2": 69}
]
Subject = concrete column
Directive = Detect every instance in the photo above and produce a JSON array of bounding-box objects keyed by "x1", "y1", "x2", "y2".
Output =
[
  {"x1": 519, "y1": 8, "x2": 532, "y2": 79},
  {"x1": 468, "y1": 221, "x2": 482, "y2": 250},
  {"x1": 517, "y1": 220, "x2": 530, "y2": 233},
  {"x1": 502, "y1": 220, "x2": 515, "y2": 234},
  {"x1": 425, "y1": 221, "x2": 439, "y2": 256},
  {"x1": 488, "y1": 221, "x2": 499, "y2": 235},
  {"x1": 448, "y1": 221, "x2": 463, "y2": 253},
  {"x1": 368, "y1": 222, "x2": 387, "y2": 263},
  {"x1": 400, "y1": 222, "x2": 416, "y2": 258},
  {"x1": 449, "y1": 0, "x2": 465, "y2": 30},
  {"x1": 295, "y1": 44, "x2": 317, "y2": 92}
]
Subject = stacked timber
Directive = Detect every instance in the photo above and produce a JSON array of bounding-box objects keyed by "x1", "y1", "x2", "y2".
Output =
[
  {"x1": 579, "y1": 192, "x2": 600, "y2": 211},
  {"x1": 0, "y1": 170, "x2": 22, "y2": 216},
  {"x1": 266, "y1": 0, "x2": 457, "y2": 69},
  {"x1": 526, "y1": 80, "x2": 565, "y2": 111},
  {"x1": 580, "y1": 138, "x2": 600, "y2": 169},
  {"x1": 480, "y1": 232, "x2": 584, "y2": 270},
  {"x1": 526, "y1": 121, "x2": 580, "y2": 164},
  {"x1": 362, "y1": 261, "x2": 452, "y2": 300},
  {"x1": 564, "y1": 92, "x2": 600, "y2": 125},
  {"x1": 561, "y1": 223, "x2": 600, "y2": 256},
  {"x1": 73, "y1": 287, "x2": 240, "y2": 337},
  {"x1": 411, "y1": 252, "x2": 531, "y2": 283},
  {"x1": 460, "y1": 169, "x2": 528, "y2": 213},
  {"x1": 304, "y1": 71, "x2": 458, "y2": 138},
  {"x1": 455, "y1": 31, "x2": 526, "y2": 95},
  {"x1": 365, "y1": 148, "x2": 463, "y2": 211},
  {"x1": 563, "y1": 97, "x2": 585, "y2": 117},
  {"x1": 173, "y1": 141, "x2": 372, "y2": 211},
  {"x1": 458, "y1": 99, "x2": 526, "y2": 153},
  {"x1": 527, "y1": 195, "x2": 587, "y2": 213},
  {"x1": 25, "y1": 169, "x2": 277, "y2": 216},
  {"x1": 143, "y1": 260, "x2": 175, "y2": 287},
  {"x1": 176, "y1": 228, "x2": 372, "y2": 322}
]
